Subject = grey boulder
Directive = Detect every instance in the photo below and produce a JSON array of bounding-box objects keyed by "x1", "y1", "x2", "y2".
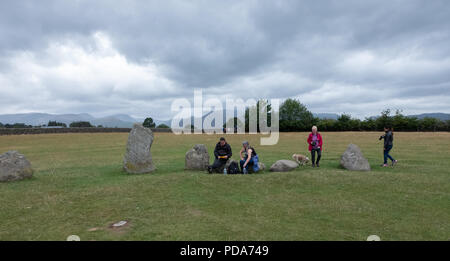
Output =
[
  {"x1": 269, "y1": 160, "x2": 299, "y2": 172},
  {"x1": 0, "y1": 151, "x2": 34, "y2": 182},
  {"x1": 340, "y1": 144, "x2": 371, "y2": 171},
  {"x1": 123, "y1": 123, "x2": 156, "y2": 174},
  {"x1": 185, "y1": 144, "x2": 210, "y2": 170},
  {"x1": 258, "y1": 162, "x2": 266, "y2": 171}
]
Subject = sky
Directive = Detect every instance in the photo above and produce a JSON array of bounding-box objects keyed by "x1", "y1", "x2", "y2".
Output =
[{"x1": 0, "y1": 0, "x2": 449, "y2": 120}]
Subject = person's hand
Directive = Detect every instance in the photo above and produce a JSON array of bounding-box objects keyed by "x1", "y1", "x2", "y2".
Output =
[{"x1": 223, "y1": 155, "x2": 228, "y2": 159}]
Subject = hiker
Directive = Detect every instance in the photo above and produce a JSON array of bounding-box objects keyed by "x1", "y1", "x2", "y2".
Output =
[
  {"x1": 379, "y1": 127, "x2": 398, "y2": 167},
  {"x1": 208, "y1": 137, "x2": 232, "y2": 173},
  {"x1": 239, "y1": 141, "x2": 259, "y2": 174},
  {"x1": 307, "y1": 126, "x2": 323, "y2": 167}
]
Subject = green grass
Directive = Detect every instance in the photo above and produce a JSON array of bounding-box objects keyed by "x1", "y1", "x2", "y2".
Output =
[{"x1": 0, "y1": 132, "x2": 449, "y2": 241}]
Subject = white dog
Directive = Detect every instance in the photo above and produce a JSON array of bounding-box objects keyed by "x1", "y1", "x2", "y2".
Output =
[{"x1": 292, "y1": 154, "x2": 310, "y2": 166}]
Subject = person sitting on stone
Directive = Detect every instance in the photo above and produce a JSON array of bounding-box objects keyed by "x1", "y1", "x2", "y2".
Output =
[
  {"x1": 239, "y1": 141, "x2": 260, "y2": 174},
  {"x1": 208, "y1": 137, "x2": 232, "y2": 174}
]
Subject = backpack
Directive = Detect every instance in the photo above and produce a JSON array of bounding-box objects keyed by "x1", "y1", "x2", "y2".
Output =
[{"x1": 227, "y1": 161, "x2": 240, "y2": 174}]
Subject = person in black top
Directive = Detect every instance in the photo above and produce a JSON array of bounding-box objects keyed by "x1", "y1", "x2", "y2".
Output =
[
  {"x1": 379, "y1": 127, "x2": 398, "y2": 167},
  {"x1": 208, "y1": 137, "x2": 232, "y2": 173}
]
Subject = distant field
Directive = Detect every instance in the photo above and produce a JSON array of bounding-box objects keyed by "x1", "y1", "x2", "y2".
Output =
[{"x1": 0, "y1": 132, "x2": 449, "y2": 241}]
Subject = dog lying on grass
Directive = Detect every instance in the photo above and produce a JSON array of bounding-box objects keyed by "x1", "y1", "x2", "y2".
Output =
[{"x1": 292, "y1": 154, "x2": 310, "y2": 166}]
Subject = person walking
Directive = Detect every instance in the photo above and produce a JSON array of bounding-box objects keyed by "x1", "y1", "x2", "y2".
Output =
[
  {"x1": 379, "y1": 127, "x2": 398, "y2": 167},
  {"x1": 307, "y1": 126, "x2": 323, "y2": 167}
]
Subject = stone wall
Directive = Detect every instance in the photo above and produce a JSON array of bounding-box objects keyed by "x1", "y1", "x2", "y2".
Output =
[{"x1": 0, "y1": 127, "x2": 172, "y2": 136}]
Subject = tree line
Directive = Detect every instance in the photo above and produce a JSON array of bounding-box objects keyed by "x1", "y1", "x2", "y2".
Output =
[
  {"x1": 278, "y1": 99, "x2": 450, "y2": 132},
  {"x1": 237, "y1": 99, "x2": 449, "y2": 132},
  {"x1": 1, "y1": 105, "x2": 449, "y2": 131}
]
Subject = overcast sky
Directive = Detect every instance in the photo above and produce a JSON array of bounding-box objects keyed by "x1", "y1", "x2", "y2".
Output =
[{"x1": 0, "y1": 0, "x2": 449, "y2": 120}]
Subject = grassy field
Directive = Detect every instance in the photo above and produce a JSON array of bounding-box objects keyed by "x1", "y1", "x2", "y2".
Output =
[{"x1": 0, "y1": 132, "x2": 449, "y2": 241}]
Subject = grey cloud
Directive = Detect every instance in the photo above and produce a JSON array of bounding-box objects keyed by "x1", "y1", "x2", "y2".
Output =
[{"x1": 0, "y1": 0, "x2": 449, "y2": 119}]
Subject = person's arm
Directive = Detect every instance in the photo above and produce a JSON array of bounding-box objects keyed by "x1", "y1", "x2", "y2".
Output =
[
  {"x1": 227, "y1": 144, "x2": 232, "y2": 158},
  {"x1": 307, "y1": 134, "x2": 312, "y2": 145},
  {"x1": 319, "y1": 134, "x2": 323, "y2": 148},
  {"x1": 243, "y1": 149, "x2": 252, "y2": 168},
  {"x1": 240, "y1": 148, "x2": 244, "y2": 160},
  {"x1": 214, "y1": 144, "x2": 219, "y2": 158}
]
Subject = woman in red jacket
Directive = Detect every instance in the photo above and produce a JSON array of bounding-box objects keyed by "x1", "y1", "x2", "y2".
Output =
[{"x1": 307, "y1": 126, "x2": 323, "y2": 167}]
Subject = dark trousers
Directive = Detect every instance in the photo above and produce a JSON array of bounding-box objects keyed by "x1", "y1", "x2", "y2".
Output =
[
  {"x1": 311, "y1": 149, "x2": 321, "y2": 165},
  {"x1": 384, "y1": 145, "x2": 395, "y2": 164},
  {"x1": 210, "y1": 158, "x2": 227, "y2": 173}
]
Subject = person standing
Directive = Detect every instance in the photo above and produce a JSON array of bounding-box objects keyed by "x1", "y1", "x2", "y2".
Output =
[
  {"x1": 307, "y1": 126, "x2": 323, "y2": 167},
  {"x1": 379, "y1": 127, "x2": 398, "y2": 167},
  {"x1": 208, "y1": 137, "x2": 232, "y2": 173}
]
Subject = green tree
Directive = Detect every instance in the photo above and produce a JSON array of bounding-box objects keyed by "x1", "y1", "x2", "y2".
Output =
[
  {"x1": 361, "y1": 117, "x2": 376, "y2": 131},
  {"x1": 335, "y1": 114, "x2": 352, "y2": 131},
  {"x1": 316, "y1": 118, "x2": 337, "y2": 131},
  {"x1": 69, "y1": 121, "x2": 93, "y2": 128},
  {"x1": 0, "y1": 122, "x2": 3, "y2": 128},
  {"x1": 48, "y1": 121, "x2": 67, "y2": 127},
  {"x1": 279, "y1": 98, "x2": 314, "y2": 131},
  {"x1": 419, "y1": 117, "x2": 439, "y2": 131},
  {"x1": 245, "y1": 100, "x2": 273, "y2": 132},
  {"x1": 143, "y1": 117, "x2": 156, "y2": 128},
  {"x1": 156, "y1": 124, "x2": 170, "y2": 128},
  {"x1": 376, "y1": 109, "x2": 394, "y2": 130}
]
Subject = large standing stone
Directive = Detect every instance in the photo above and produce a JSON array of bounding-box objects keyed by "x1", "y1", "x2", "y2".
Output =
[
  {"x1": 185, "y1": 144, "x2": 210, "y2": 170},
  {"x1": 0, "y1": 151, "x2": 33, "y2": 182},
  {"x1": 340, "y1": 144, "x2": 371, "y2": 171},
  {"x1": 123, "y1": 123, "x2": 155, "y2": 174},
  {"x1": 269, "y1": 160, "x2": 299, "y2": 172}
]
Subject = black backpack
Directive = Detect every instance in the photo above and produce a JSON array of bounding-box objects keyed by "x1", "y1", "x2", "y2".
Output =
[{"x1": 227, "y1": 161, "x2": 240, "y2": 174}]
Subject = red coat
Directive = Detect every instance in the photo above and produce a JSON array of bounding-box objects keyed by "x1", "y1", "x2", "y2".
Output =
[{"x1": 307, "y1": 132, "x2": 323, "y2": 151}]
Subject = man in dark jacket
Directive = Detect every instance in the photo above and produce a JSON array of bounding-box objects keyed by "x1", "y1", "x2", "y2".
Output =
[
  {"x1": 379, "y1": 127, "x2": 398, "y2": 167},
  {"x1": 208, "y1": 137, "x2": 232, "y2": 173}
]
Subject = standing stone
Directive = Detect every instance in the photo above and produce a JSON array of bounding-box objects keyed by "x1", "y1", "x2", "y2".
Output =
[
  {"x1": 0, "y1": 151, "x2": 34, "y2": 182},
  {"x1": 340, "y1": 144, "x2": 371, "y2": 171},
  {"x1": 123, "y1": 123, "x2": 155, "y2": 174},
  {"x1": 269, "y1": 160, "x2": 299, "y2": 172},
  {"x1": 185, "y1": 144, "x2": 210, "y2": 170}
]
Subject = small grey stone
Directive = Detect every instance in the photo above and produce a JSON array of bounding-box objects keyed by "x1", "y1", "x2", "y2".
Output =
[
  {"x1": 0, "y1": 151, "x2": 34, "y2": 182},
  {"x1": 340, "y1": 144, "x2": 371, "y2": 171},
  {"x1": 123, "y1": 123, "x2": 155, "y2": 174},
  {"x1": 258, "y1": 162, "x2": 266, "y2": 171},
  {"x1": 269, "y1": 160, "x2": 299, "y2": 172},
  {"x1": 185, "y1": 144, "x2": 210, "y2": 170}
]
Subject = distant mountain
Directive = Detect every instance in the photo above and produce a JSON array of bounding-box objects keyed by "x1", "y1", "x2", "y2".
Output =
[
  {"x1": 0, "y1": 113, "x2": 168, "y2": 128},
  {"x1": 407, "y1": 113, "x2": 450, "y2": 121},
  {"x1": 314, "y1": 113, "x2": 339, "y2": 120}
]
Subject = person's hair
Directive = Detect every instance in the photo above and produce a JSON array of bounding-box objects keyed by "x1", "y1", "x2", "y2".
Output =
[
  {"x1": 219, "y1": 137, "x2": 226, "y2": 141},
  {"x1": 312, "y1": 126, "x2": 318, "y2": 131},
  {"x1": 384, "y1": 126, "x2": 393, "y2": 131}
]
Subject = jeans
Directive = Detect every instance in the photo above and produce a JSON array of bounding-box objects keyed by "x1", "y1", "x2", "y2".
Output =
[
  {"x1": 311, "y1": 148, "x2": 321, "y2": 165},
  {"x1": 240, "y1": 155, "x2": 259, "y2": 173},
  {"x1": 384, "y1": 145, "x2": 395, "y2": 164}
]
